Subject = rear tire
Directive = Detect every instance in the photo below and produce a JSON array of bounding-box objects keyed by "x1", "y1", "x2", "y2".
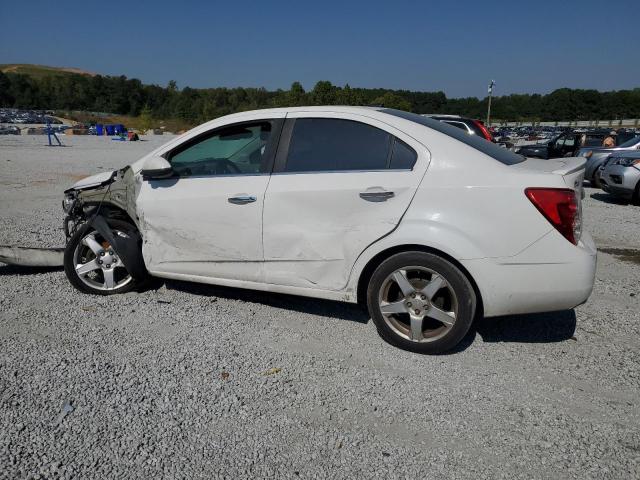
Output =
[
  {"x1": 64, "y1": 219, "x2": 141, "y2": 295},
  {"x1": 366, "y1": 252, "x2": 476, "y2": 354},
  {"x1": 592, "y1": 170, "x2": 602, "y2": 189}
]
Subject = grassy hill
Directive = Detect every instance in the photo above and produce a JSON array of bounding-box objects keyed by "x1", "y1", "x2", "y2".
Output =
[{"x1": 0, "y1": 64, "x2": 96, "y2": 79}]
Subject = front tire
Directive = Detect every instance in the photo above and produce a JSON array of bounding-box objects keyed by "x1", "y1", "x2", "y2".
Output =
[
  {"x1": 367, "y1": 252, "x2": 476, "y2": 354},
  {"x1": 64, "y1": 219, "x2": 139, "y2": 295}
]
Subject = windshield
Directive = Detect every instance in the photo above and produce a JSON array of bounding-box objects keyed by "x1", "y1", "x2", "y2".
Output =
[
  {"x1": 381, "y1": 109, "x2": 525, "y2": 165},
  {"x1": 618, "y1": 135, "x2": 640, "y2": 148}
]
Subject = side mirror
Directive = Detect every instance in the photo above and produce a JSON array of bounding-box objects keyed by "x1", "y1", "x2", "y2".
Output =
[{"x1": 141, "y1": 155, "x2": 173, "y2": 180}]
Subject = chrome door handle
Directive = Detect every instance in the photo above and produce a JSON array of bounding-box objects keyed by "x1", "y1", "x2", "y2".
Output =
[
  {"x1": 359, "y1": 191, "x2": 395, "y2": 202},
  {"x1": 228, "y1": 195, "x2": 257, "y2": 205}
]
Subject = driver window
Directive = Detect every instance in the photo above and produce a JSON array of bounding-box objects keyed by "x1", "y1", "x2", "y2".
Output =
[{"x1": 169, "y1": 122, "x2": 272, "y2": 177}]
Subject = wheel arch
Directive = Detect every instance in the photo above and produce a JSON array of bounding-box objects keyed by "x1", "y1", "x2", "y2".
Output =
[
  {"x1": 84, "y1": 203, "x2": 138, "y2": 228},
  {"x1": 355, "y1": 244, "x2": 484, "y2": 318}
]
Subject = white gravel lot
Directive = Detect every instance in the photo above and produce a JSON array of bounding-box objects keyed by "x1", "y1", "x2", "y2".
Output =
[{"x1": 1, "y1": 134, "x2": 639, "y2": 479}]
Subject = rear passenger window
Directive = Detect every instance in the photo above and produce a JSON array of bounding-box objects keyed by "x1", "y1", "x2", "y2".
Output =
[
  {"x1": 285, "y1": 118, "x2": 391, "y2": 172},
  {"x1": 390, "y1": 138, "x2": 417, "y2": 169}
]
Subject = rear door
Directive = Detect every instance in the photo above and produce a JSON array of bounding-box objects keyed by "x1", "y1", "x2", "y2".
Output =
[{"x1": 262, "y1": 111, "x2": 430, "y2": 290}]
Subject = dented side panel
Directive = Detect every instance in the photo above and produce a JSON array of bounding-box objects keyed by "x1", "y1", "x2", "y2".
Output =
[
  {"x1": 135, "y1": 175, "x2": 270, "y2": 282},
  {"x1": 262, "y1": 171, "x2": 423, "y2": 290},
  {"x1": 262, "y1": 111, "x2": 431, "y2": 291}
]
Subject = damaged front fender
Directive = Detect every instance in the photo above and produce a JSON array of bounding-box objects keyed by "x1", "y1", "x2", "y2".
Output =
[
  {"x1": 65, "y1": 167, "x2": 140, "y2": 229},
  {"x1": 63, "y1": 166, "x2": 147, "y2": 279}
]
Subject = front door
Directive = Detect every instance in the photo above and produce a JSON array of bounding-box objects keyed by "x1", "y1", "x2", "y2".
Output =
[
  {"x1": 262, "y1": 113, "x2": 429, "y2": 291},
  {"x1": 137, "y1": 119, "x2": 282, "y2": 282}
]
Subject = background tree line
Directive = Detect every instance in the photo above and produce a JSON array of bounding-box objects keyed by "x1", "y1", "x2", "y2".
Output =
[{"x1": 1, "y1": 70, "x2": 639, "y2": 125}]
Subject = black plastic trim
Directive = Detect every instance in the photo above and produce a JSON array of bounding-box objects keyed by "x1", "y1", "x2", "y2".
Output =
[
  {"x1": 88, "y1": 215, "x2": 147, "y2": 280},
  {"x1": 272, "y1": 118, "x2": 295, "y2": 173}
]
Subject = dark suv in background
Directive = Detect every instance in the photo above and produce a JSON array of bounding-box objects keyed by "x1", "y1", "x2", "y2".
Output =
[{"x1": 425, "y1": 115, "x2": 494, "y2": 142}]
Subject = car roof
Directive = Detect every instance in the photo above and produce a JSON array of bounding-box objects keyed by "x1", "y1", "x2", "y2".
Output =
[
  {"x1": 183, "y1": 106, "x2": 391, "y2": 137},
  {"x1": 219, "y1": 105, "x2": 384, "y2": 117}
]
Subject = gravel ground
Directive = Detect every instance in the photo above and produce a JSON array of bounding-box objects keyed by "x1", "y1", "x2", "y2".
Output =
[{"x1": 1, "y1": 135, "x2": 639, "y2": 479}]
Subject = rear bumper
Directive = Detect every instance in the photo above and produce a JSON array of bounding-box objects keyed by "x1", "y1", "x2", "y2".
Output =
[{"x1": 462, "y1": 231, "x2": 597, "y2": 317}]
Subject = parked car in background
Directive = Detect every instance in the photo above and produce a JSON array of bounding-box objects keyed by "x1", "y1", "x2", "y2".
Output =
[
  {"x1": 516, "y1": 131, "x2": 594, "y2": 159},
  {"x1": 61, "y1": 107, "x2": 595, "y2": 354},
  {"x1": 0, "y1": 125, "x2": 21, "y2": 135},
  {"x1": 599, "y1": 150, "x2": 640, "y2": 202},
  {"x1": 578, "y1": 135, "x2": 640, "y2": 187},
  {"x1": 424, "y1": 115, "x2": 494, "y2": 142}
]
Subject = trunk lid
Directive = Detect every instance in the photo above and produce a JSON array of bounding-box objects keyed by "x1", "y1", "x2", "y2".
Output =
[{"x1": 512, "y1": 156, "x2": 586, "y2": 192}]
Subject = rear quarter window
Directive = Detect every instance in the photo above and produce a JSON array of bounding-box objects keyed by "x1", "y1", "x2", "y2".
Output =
[
  {"x1": 382, "y1": 109, "x2": 525, "y2": 165},
  {"x1": 389, "y1": 138, "x2": 417, "y2": 169}
]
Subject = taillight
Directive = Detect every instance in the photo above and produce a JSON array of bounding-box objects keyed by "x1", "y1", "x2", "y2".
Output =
[
  {"x1": 472, "y1": 120, "x2": 494, "y2": 142},
  {"x1": 525, "y1": 188, "x2": 581, "y2": 245}
]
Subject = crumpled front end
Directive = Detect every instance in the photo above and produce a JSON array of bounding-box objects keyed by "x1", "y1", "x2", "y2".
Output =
[
  {"x1": 61, "y1": 167, "x2": 147, "y2": 280},
  {"x1": 62, "y1": 167, "x2": 140, "y2": 241}
]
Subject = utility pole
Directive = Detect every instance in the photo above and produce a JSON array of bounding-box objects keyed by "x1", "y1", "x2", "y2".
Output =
[{"x1": 486, "y1": 80, "x2": 495, "y2": 127}]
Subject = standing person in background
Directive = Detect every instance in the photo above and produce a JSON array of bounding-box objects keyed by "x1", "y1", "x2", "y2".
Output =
[{"x1": 602, "y1": 131, "x2": 617, "y2": 147}]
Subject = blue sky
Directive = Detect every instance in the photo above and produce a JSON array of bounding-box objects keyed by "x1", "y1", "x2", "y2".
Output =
[{"x1": 1, "y1": 0, "x2": 638, "y2": 98}]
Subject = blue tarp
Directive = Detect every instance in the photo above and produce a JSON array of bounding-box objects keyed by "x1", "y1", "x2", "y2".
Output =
[{"x1": 104, "y1": 124, "x2": 125, "y2": 135}]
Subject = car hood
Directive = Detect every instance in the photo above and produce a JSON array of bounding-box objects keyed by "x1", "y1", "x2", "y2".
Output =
[{"x1": 69, "y1": 170, "x2": 117, "y2": 191}]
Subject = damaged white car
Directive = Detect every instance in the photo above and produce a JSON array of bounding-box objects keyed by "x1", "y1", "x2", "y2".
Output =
[{"x1": 61, "y1": 107, "x2": 596, "y2": 353}]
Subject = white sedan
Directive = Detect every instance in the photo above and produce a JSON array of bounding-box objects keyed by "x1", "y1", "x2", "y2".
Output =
[{"x1": 61, "y1": 107, "x2": 596, "y2": 353}]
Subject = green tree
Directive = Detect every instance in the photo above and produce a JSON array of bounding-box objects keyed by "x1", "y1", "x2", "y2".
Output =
[
  {"x1": 0, "y1": 71, "x2": 12, "y2": 106},
  {"x1": 137, "y1": 104, "x2": 154, "y2": 133},
  {"x1": 2, "y1": 68, "x2": 639, "y2": 124},
  {"x1": 288, "y1": 81, "x2": 306, "y2": 106},
  {"x1": 372, "y1": 92, "x2": 411, "y2": 111},
  {"x1": 311, "y1": 81, "x2": 336, "y2": 105}
]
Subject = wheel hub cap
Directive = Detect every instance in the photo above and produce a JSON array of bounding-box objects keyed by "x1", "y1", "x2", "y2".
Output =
[{"x1": 405, "y1": 293, "x2": 429, "y2": 315}]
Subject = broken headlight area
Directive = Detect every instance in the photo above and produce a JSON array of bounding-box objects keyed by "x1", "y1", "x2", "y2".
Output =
[
  {"x1": 64, "y1": 215, "x2": 82, "y2": 242},
  {"x1": 62, "y1": 193, "x2": 88, "y2": 242},
  {"x1": 62, "y1": 193, "x2": 78, "y2": 214}
]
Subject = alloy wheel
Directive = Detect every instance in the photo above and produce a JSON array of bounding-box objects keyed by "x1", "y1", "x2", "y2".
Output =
[
  {"x1": 378, "y1": 266, "x2": 458, "y2": 343},
  {"x1": 72, "y1": 230, "x2": 132, "y2": 291}
]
